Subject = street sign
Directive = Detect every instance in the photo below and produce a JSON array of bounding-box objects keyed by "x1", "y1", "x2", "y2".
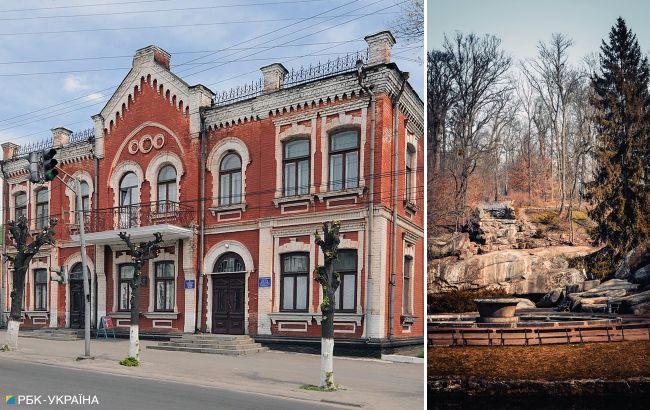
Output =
[
  {"x1": 184, "y1": 280, "x2": 195, "y2": 289},
  {"x1": 258, "y1": 277, "x2": 271, "y2": 288}
]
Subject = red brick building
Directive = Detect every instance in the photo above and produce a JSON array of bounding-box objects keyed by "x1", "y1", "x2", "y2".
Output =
[{"x1": 1, "y1": 31, "x2": 424, "y2": 352}]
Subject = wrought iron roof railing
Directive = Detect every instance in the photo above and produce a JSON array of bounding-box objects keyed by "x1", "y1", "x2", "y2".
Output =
[
  {"x1": 213, "y1": 49, "x2": 368, "y2": 106},
  {"x1": 15, "y1": 137, "x2": 53, "y2": 157},
  {"x1": 69, "y1": 128, "x2": 95, "y2": 144},
  {"x1": 283, "y1": 49, "x2": 368, "y2": 87}
]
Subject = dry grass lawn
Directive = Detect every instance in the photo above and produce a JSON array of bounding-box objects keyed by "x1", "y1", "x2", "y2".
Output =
[{"x1": 428, "y1": 341, "x2": 650, "y2": 380}]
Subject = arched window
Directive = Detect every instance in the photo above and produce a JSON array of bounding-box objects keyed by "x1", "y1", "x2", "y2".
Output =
[
  {"x1": 219, "y1": 153, "x2": 242, "y2": 206},
  {"x1": 76, "y1": 181, "x2": 90, "y2": 223},
  {"x1": 35, "y1": 188, "x2": 49, "y2": 229},
  {"x1": 405, "y1": 144, "x2": 416, "y2": 202},
  {"x1": 119, "y1": 172, "x2": 139, "y2": 228},
  {"x1": 283, "y1": 139, "x2": 310, "y2": 196},
  {"x1": 14, "y1": 192, "x2": 27, "y2": 220},
  {"x1": 157, "y1": 165, "x2": 177, "y2": 213},
  {"x1": 329, "y1": 131, "x2": 359, "y2": 191},
  {"x1": 214, "y1": 252, "x2": 246, "y2": 273}
]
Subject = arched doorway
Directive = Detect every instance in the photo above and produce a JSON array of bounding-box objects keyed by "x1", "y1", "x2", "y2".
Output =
[
  {"x1": 212, "y1": 252, "x2": 245, "y2": 334},
  {"x1": 69, "y1": 263, "x2": 91, "y2": 329}
]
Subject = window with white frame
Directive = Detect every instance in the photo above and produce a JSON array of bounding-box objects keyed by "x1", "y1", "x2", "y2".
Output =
[
  {"x1": 34, "y1": 269, "x2": 48, "y2": 311},
  {"x1": 119, "y1": 172, "x2": 139, "y2": 228},
  {"x1": 155, "y1": 261, "x2": 175, "y2": 312},
  {"x1": 14, "y1": 192, "x2": 27, "y2": 220},
  {"x1": 403, "y1": 255, "x2": 413, "y2": 314},
  {"x1": 75, "y1": 181, "x2": 90, "y2": 224},
  {"x1": 329, "y1": 130, "x2": 359, "y2": 191},
  {"x1": 214, "y1": 252, "x2": 246, "y2": 273},
  {"x1": 35, "y1": 188, "x2": 49, "y2": 229},
  {"x1": 219, "y1": 153, "x2": 242, "y2": 206},
  {"x1": 118, "y1": 264, "x2": 135, "y2": 311},
  {"x1": 405, "y1": 144, "x2": 416, "y2": 202},
  {"x1": 280, "y1": 253, "x2": 309, "y2": 312},
  {"x1": 333, "y1": 250, "x2": 357, "y2": 312},
  {"x1": 157, "y1": 165, "x2": 177, "y2": 213},
  {"x1": 283, "y1": 139, "x2": 310, "y2": 196}
]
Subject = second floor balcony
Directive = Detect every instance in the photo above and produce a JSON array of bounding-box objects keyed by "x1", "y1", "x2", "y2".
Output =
[{"x1": 70, "y1": 201, "x2": 195, "y2": 245}]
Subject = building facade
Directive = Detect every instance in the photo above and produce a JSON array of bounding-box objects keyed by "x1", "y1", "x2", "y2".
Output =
[{"x1": 1, "y1": 31, "x2": 424, "y2": 349}]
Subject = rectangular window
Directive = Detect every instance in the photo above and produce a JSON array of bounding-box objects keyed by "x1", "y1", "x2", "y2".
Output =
[
  {"x1": 403, "y1": 256, "x2": 412, "y2": 314},
  {"x1": 405, "y1": 146, "x2": 415, "y2": 202},
  {"x1": 155, "y1": 261, "x2": 175, "y2": 312},
  {"x1": 15, "y1": 193, "x2": 27, "y2": 220},
  {"x1": 329, "y1": 131, "x2": 359, "y2": 191},
  {"x1": 280, "y1": 253, "x2": 309, "y2": 311},
  {"x1": 283, "y1": 140, "x2": 310, "y2": 197},
  {"x1": 35, "y1": 189, "x2": 49, "y2": 229},
  {"x1": 118, "y1": 264, "x2": 135, "y2": 311},
  {"x1": 333, "y1": 250, "x2": 357, "y2": 312},
  {"x1": 34, "y1": 269, "x2": 48, "y2": 311}
]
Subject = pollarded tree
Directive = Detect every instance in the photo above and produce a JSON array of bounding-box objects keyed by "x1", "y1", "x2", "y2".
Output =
[
  {"x1": 117, "y1": 232, "x2": 163, "y2": 363},
  {"x1": 3, "y1": 216, "x2": 57, "y2": 350},
  {"x1": 587, "y1": 17, "x2": 650, "y2": 258},
  {"x1": 314, "y1": 221, "x2": 341, "y2": 389}
]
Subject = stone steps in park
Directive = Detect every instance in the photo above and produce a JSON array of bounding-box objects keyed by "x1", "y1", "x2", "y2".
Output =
[
  {"x1": 21, "y1": 328, "x2": 83, "y2": 341},
  {"x1": 148, "y1": 334, "x2": 267, "y2": 356}
]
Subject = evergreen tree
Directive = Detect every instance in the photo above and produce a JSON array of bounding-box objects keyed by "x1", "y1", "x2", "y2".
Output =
[{"x1": 587, "y1": 17, "x2": 650, "y2": 258}]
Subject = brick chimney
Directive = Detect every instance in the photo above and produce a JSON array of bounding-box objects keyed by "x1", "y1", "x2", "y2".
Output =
[
  {"x1": 51, "y1": 127, "x2": 73, "y2": 148},
  {"x1": 2, "y1": 142, "x2": 19, "y2": 160},
  {"x1": 133, "y1": 45, "x2": 171, "y2": 70},
  {"x1": 365, "y1": 31, "x2": 396, "y2": 66},
  {"x1": 260, "y1": 63, "x2": 288, "y2": 93}
]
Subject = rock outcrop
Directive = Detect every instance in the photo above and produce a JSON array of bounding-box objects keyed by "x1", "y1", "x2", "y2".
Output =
[
  {"x1": 556, "y1": 279, "x2": 650, "y2": 315},
  {"x1": 430, "y1": 245, "x2": 594, "y2": 294}
]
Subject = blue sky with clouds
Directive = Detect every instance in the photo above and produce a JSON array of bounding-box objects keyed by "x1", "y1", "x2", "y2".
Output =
[
  {"x1": 427, "y1": 0, "x2": 650, "y2": 63},
  {"x1": 0, "y1": 0, "x2": 423, "y2": 149}
]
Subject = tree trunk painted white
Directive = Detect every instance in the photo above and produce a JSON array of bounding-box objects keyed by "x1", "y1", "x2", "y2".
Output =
[
  {"x1": 320, "y1": 337, "x2": 334, "y2": 388},
  {"x1": 129, "y1": 324, "x2": 139, "y2": 360},
  {"x1": 6, "y1": 320, "x2": 20, "y2": 350}
]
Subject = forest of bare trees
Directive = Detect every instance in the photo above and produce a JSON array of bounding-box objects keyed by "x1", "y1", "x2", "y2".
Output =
[{"x1": 428, "y1": 31, "x2": 605, "y2": 235}]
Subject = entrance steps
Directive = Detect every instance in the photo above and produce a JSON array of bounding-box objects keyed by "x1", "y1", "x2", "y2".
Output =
[
  {"x1": 21, "y1": 328, "x2": 84, "y2": 341},
  {"x1": 147, "y1": 334, "x2": 267, "y2": 356}
]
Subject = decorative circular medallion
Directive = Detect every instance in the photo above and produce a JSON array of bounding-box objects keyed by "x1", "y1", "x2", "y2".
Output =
[
  {"x1": 152, "y1": 134, "x2": 165, "y2": 149},
  {"x1": 127, "y1": 140, "x2": 139, "y2": 154},
  {"x1": 139, "y1": 135, "x2": 153, "y2": 154}
]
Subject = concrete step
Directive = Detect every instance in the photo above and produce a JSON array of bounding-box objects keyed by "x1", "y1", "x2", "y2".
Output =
[
  {"x1": 147, "y1": 345, "x2": 267, "y2": 356},
  {"x1": 158, "y1": 341, "x2": 264, "y2": 350},
  {"x1": 20, "y1": 333, "x2": 81, "y2": 341},
  {"x1": 178, "y1": 335, "x2": 252, "y2": 342}
]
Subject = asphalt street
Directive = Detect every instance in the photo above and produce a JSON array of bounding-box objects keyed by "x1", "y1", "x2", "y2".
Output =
[{"x1": 0, "y1": 359, "x2": 342, "y2": 410}]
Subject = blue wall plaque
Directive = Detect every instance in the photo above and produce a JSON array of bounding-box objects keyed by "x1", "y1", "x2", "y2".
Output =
[
  {"x1": 258, "y1": 277, "x2": 271, "y2": 287},
  {"x1": 184, "y1": 280, "x2": 196, "y2": 289}
]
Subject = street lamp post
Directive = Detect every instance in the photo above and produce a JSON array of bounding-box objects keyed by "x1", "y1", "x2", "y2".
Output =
[{"x1": 75, "y1": 178, "x2": 91, "y2": 358}]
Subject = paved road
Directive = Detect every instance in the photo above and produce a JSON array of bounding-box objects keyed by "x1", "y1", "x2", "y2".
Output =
[{"x1": 0, "y1": 359, "x2": 342, "y2": 410}]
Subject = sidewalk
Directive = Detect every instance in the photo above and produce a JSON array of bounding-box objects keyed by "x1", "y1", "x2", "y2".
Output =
[{"x1": 0, "y1": 333, "x2": 423, "y2": 409}]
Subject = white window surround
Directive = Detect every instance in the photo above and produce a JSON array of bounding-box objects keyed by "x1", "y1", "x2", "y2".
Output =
[
  {"x1": 206, "y1": 137, "x2": 250, "y2": 209},
  {"x1": 316, "y1": 234, "x2": 363, "y2": 315},
  {"x1": 274, "y1": 120, "x2": 316, "y2": 199},
  {"x1": 30, "y1": 184, "x2": 51, "y2": 231},
  {"x1": 112, "y1": 252, "x2": 134, "y2": 313},
  {"x1": 29, "y1": 259, "x2": 49, "y2": 312},
  {"x1": 64, "y1": 171, "x2": 94, "y2": 225},
  {"x1": 319, "y1": 109, "x2": 367, "y2": 193},
  {"x1": 144, "y1": 151, "x2": 184, "y2": 204},
  {"x1": 147, "y1": 245, "x2": 178, "y2": 314},
  {"x1": 405, "y1": 132, "x2": 418, "y2": 208},
  {"x1": 63, "y1": 252, "x2": 95, "y2": 328},
  {"x1": 273, "y1": 239, "x2": 315, "y2": 313},
  {"x1": 9, "y1": 184, "x2": 27, "y2": 222},
  {"x1": 109, "y1": 160, "x2": 144, "y2": 207},
  {"x1": 402, "y1": 240, "x2": 416, "y2": 316},
  {"x1": 203, "y1": 240, "x2": 254, "y2": 333}
]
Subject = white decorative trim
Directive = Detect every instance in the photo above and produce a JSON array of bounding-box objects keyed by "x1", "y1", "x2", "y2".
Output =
[
  {"x1": 113, "y1": 252, "x2": 134, "y2": 313},
  {"x1": 144, "y1": 150, "x2": 184, "y2": 204},
  {"x1": 147, "y1": 245, "x2": 178, "y2": 314},
  {"x1": 30, "y1": 183, "x2": 51, "y2": 231},
  {"x1": 144, "y1": 312, "x2": 179, "y2": 319},
  {"x1": 64, "y1": 171, "x2": 94, "y2": 225},
  {"x1": 405, "y1": 132, "x2": 418, "y2": 207},
  {"x1": 152, "y1": 319, "x2": 173, "y2": 328},
  {"x1": 273, "y1": 238, "x2": 315, "y2": 312},
  {"x1": 273, "y1": 119, "x2": 316, "y2": 199},
  {"x1": 109, "y1": 160, "x2": 144, "y2": 208},
  {"x1": 206, "y1": 137, "x2": 250, "y2": 208},
  {"x1": 8, "y1": 183, "x2": 27, "y2": 222},
  {"x1": 203, "y1": 240, "x2": 254, "y2": 334},
  {"x1": 402, "y1": 239, "x2": 416, "y2": 316}
]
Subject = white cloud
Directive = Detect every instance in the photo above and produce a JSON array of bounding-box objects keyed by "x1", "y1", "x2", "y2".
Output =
[
  {"x1": 82, "y1": 92, "x2": 104, "y2": 102},
  {"x1": 63, "y1": 74, "x2": 91, "y2": 92}
]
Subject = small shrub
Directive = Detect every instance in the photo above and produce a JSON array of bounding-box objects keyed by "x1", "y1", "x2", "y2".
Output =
[
  {"x1": 0, "y1": 344, "x2": 10, "y2": 352},
  {"x1": 571, "y1": 210, "x2": 588, "y2": 221},
  {"x1": 119, "y1": 356, "x2": 140, "y2": 367},
  {"x1": 428, "y1": 288, "x2": 509, "y2": 314},
  {"x1": 300, "y1": 384, "x2": 339, "y2": 392},
  {"x1": 534, "y1": 210, "x2": 559, "y2": 225}
]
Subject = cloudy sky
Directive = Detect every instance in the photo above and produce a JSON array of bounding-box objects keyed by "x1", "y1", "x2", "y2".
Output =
[
  {"x1": 0, "y1": 0, "x2": 422, "y2": 149},
  {"x1": 428, "y1": 0, "x2": 650, "y2": 64}
]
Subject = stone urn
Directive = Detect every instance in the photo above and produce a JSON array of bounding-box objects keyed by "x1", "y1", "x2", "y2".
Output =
[{"x1": 474, "y1": 298, "x2": 520, "y2": 323}]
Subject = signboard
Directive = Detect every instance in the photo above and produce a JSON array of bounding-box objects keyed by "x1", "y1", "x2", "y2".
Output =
[
  {"x1": 101, "y1": 316, "x2": 113, "y2": 329},
  {"x1": 258, "y1": 277, "x2": 271, "y2": 288},
  {"x1": 184, "y1": 280, "x2": 196, "y2": 289}
]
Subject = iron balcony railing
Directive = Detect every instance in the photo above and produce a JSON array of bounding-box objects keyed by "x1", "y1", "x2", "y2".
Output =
[{"x1": 79, "y1": 201, "x2": 195, "y2": 234}]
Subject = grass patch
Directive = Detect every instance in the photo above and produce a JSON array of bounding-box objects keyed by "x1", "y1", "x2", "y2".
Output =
[
  {"x1": 119, "y1": 356, "x2": 140, "y2": 367},
  {"x1": 571, "y1": 210, "x2": 588, "y2": 221},
  {"x1": 428, "y1": 341, "x2": 650, "y2": 380},
  {"x1": 416, "y1": 350, "x2": 424, "y2": 358},
  {"x1": 300, "y1": 384, "x2": 340, "y2": 392},
  {"x1": 428, "y1": 288, "x2": 508, "y2": 314},
  {"x1": 0, "y1": 344, "x2": 10, "y2": 352}
]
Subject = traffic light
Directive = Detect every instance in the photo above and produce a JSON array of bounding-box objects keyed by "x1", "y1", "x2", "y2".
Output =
[
  {"x1": 41, "y1": 148, "x2": 58, "y2": 181},
  {"x1": 28, "y1": 151, "x2": 40, "y2": 183}
]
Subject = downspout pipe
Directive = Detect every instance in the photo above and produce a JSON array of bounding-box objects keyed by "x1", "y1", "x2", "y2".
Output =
[
  {"x1": 389, "y1": 72, "x2": 409, "y2": 340},
  {"x1": 356, "y1": 61, "x2": 376, "y2": 340},
  {"x1": 195, "y1": 114, "x2": 207, "y2": 333},
  {"x1": 94, "y1": 156, "x2": 99, "y2": 329}
]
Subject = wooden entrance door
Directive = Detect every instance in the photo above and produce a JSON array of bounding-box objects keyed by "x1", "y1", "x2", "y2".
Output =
[
  {"x1": 212, "y1": 274, "x2": 245, "y2": 334},
  {"x1": 69, "y1": 279, "x2": 85, "y2": 329}
]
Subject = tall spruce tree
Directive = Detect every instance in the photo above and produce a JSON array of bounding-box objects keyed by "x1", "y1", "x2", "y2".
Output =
[{"x1": 587, "y1": 17, "x2": 650, "y2": 258}]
